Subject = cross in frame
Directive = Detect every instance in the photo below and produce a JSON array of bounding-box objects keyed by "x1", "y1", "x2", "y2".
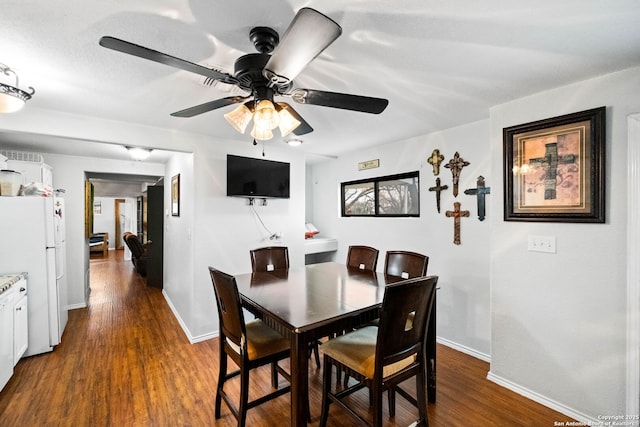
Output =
[
  {"x1": 464, "y1": 176, "x2": 491, "y2": 221},
  {"x1": 445, "y1": 202, "x2": 470, "y2": 245},
  {"x1": 427, "y1": 149, "x2": 445, "y2": 175},
  {"x1": 428, "y1": 177, "x2": 448, "y2": 213},
  {"x1": 527, "y1": 138, "x2": 577, "y2": 200},
  {"x1": 444, "y1": 151, "x2": 470, "y2": 197}
]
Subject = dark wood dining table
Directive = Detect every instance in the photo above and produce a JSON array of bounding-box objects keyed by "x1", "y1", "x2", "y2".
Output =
[{"x1": 234, "y1": 262, "x2": 437, "y2": 426}]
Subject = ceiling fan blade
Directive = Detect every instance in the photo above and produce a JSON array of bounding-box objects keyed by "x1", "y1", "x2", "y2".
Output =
[
  {"x1": 263, "y1": 8, "x2": 342, "y2": 87},
  {"x1": 290, "y1": 89, "x2": 388, "y2": 114},
  {"x1": 99, "y1": 36, "x2": 237, "y2": 85},
  {"x1": 276, "y1": 102, "x2": 313, "y2": 135},
  {"x1": 170, "y1": 96, "x2": 248, "y2": 118}
]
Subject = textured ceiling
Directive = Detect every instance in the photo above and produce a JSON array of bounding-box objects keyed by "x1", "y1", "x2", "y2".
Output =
[{"x1": 1, "y1": 0, "x2": 640, "y2": 162}]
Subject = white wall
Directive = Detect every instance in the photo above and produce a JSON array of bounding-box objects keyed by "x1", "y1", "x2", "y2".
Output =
[
  {"x1": 160, "y1": 141, "x2": 307, "y2": 341},
  {"x1": 311, "y1": 119, "x2": 492, "y2": 358},
  {"x1": 488, "y1": 66, "x2": 640, "y2": 421},
  {"x1": 311, "y1": 66, "x2": 640, "y2": 422}
]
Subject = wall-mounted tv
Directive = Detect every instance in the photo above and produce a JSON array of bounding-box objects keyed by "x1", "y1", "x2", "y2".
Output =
[{"x1": 226, "y1": 154, "x2": 290, "y2": 199}]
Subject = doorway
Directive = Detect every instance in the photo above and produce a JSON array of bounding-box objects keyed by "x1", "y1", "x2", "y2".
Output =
[{"x1": 114, "y1": 198, "x2": 125, "y2": 250}]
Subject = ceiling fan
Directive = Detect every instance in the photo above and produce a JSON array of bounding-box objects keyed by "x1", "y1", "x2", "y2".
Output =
[{"x1": 99, "y1": 7, "x2": 389, "y2": 141}]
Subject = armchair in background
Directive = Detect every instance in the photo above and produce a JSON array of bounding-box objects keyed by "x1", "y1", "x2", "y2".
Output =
[{"x1": 123, "y1": 232, "x2": 150, "y2": 277}]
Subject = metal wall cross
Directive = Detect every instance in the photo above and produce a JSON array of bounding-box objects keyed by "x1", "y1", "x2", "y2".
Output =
[
  {"x1": 528, "y1": 139, "x2": 577, "y2": 200},
  {"x1": 464, "y1": 176, "x2": 491, "y2": 221},
  {"x1": 444, "y1": 151, "x2": 470, "y2": 196},
  {"x1": 445, "y1": 202, "x2": 470, "y2": 245},
  {"x1": 428, "y1": 177, "x2": 448, "y2": 213}
]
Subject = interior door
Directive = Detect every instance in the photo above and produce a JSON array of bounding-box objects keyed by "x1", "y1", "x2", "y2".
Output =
[
  {"x1": 146, "y1": 186, "x2": 164, "y2": 289},
  {"x1": 114, "y1": 199, "x2": 125, "y2": 250}
]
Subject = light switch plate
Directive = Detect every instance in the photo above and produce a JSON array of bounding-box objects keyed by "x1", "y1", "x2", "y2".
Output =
[{"x1": 527, "y1": 235, "x2": 556, "y2": 253}]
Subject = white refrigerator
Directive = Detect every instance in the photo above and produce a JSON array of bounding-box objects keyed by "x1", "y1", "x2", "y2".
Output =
[{"x1": 0, "y1": 195, "x2": 68, "y2": 357}]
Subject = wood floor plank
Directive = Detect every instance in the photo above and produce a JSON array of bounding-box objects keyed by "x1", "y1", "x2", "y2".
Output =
[{"x1": 0, "y1": 250, "x2": 574, "y2": 426}]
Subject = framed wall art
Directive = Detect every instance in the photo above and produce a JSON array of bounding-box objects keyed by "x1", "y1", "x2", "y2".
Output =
[
  {"x1": 171, "y1": 173, "x2": 180, "y2": 216},
  {"x1": 503, "y1": 106, "x2": 605, "y2": 223}
]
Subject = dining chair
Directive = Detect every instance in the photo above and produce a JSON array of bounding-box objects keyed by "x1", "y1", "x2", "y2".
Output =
[
  {"x1": 341, "y1": 250, "x2": 430, "y2": 389},
  {"x1": 346, "y1": 245, "x2": 379, "y2": 271},
  {"x1": 209, "y1": 267, "x2": 292, "y2": 427},
  {"x1": 250, "y1": 246, "x2": 290, "y2": 272},
  {"x1": 319, "y1": 275, "x2": 439, "y2": 427},
  {"x1": 249, "y1": 246, "x2": 321, "y2": 369},
  {"x1": 384, "y1": 250, "x2": 429, "y2": 279}
]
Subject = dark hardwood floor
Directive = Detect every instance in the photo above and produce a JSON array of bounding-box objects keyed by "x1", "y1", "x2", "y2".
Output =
[{"x1": 0, "y1": 250, "x2": 573, "y2": 426}]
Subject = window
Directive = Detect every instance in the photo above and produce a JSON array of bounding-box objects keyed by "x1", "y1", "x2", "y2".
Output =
[{"x1": 341, "y1": 171, "x2": 419, "y2": 217}]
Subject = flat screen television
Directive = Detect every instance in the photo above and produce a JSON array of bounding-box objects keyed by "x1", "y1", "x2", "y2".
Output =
[{"x1": 226, "y1": 154, "x2": 290, "y2": 199}]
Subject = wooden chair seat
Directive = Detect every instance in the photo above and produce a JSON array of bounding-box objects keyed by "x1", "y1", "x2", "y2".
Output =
[
  {"x1": 321, "y1": 326, "x2": 416, "y2": 379},
  {"x1": 226, "y1": 319, "x2": 290, "y2": 361}
]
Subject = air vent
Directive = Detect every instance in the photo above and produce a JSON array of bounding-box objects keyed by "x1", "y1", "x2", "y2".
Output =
[{"x1": 0, "y1": 150, "x2": 44, "y2": 163}]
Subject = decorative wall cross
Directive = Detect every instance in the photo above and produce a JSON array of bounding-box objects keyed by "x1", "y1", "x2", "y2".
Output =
[
  {"x1": 444, "y1": 151, "x2": 470, "y2": 196},
  {"x1": 427, "y1": 149, "x2": 445, "y2": 175},
  {"x1": 445, "y1": 202, "x2": 469, "y2": 245},
  {"x1": 528, "y1": 140, "x2": 577, "y2": 200},
  {"x1": 464, "y1": 176, "x2": 491, "y2": 221},
  {"x1": 428, "y1": 177, "x2": 448, "y2": 213}
]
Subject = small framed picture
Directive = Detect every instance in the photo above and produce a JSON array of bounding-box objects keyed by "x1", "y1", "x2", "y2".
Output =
[
  {"x1": 171, "y1": 174, "x2": 180, "y2": 217},
  {"x1": 503, "y1": 107, "x2": 605, "y2": 223}
]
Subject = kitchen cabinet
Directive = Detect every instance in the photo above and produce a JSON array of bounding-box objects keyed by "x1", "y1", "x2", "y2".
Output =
[
  {"x1": 0, "y1": 291, "x2": 14, "y2": 391},
  {"x1": 13, "y1": 294, "x2": 28, "y2": 365}
]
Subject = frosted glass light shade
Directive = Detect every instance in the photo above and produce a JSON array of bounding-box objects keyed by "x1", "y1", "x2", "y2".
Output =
[
  {"x1": 251, "y1": 124, "x2": 274, "y2": 141},
  {"x1": 253, "y1": 100, "x2": 280, "y2": 130},
  {"x1": 224, "y1": 104, "x2": 253, "y2": 134},
  {"x1": 126, "y1": 147, "x2": 152, "y2": 161},
  {"x1": 0, "y1": 93, "x2": 25, "y2": 113},
  {"x1": 278, "y1": 107, "x2": 301, "y2": 137}
]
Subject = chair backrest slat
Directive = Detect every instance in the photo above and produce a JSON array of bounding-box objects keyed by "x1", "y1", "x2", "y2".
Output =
[
  {"x1": 250, "y1": 246, "x2": 290, "y2": 272},
  {"x1": 209, "y1": 267, "x2": 246, "y2": 349},
  {"x1": 384, "y1": 250, "x2": 429, "y2": 279},
  {"x1": 346, "y1": 245, "x2": 379, "y2": 271},
  {"x1": 376, "y1": 275, "x2": 438, "y2": 368}
]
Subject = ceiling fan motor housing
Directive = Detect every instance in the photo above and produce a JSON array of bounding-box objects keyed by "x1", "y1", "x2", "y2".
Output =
[{"x1": 249, "y1": 27, "x2": 279, "y2": 53}]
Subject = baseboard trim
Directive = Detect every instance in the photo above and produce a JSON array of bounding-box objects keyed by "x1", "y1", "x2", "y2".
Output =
[
  {"x1": 437, "y1": 336, "x2": 491, "y2": 363},
  {"x1": 162, "y1": 290, "x2": 217, "y2": 344},
  {"x1": 67, "y1": 302, "x2": 87, "y2": 310},
  {"x1": 486, "y1": 371, "x2": 596, "y2": 424}
]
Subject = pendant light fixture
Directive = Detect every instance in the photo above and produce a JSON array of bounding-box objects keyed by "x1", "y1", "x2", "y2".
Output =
[{"x1": 0, "y1": 63, "x2": 35, "y2": 113}]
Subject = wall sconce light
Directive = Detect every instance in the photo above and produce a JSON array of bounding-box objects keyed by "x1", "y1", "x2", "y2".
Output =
[
  {"x1": 126, "y1": 146, "x2": 153, "y2": 161},
  {"x1": 0, "y1": 63, "x2": 35, "y2": 113}
]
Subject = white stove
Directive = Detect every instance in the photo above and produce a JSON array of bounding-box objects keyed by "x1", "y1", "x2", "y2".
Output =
[{"x1": 0, "y1": 274, "x2": 25, "y2": 295}]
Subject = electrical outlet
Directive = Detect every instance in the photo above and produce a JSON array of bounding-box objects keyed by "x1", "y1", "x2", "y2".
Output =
[{"x1": 527, "y1": 235, "x2": 556, "y2": 253}]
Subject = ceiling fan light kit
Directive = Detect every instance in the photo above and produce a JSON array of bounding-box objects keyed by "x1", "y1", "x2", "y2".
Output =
[
  {"x1": 0, "y1": 63, "x2": 35, "y2": 113},
  {"x1": 99, "y1": 7, "x2": 388, "y2": 142}
]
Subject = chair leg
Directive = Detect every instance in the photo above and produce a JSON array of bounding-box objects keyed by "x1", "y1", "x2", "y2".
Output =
[
  {"x1": 372, "y1": 382, "x2": 384, "y2": 427},
  {"x1": 239, "y1": 364, "x2": 250, "y2": 427},
  {"x1": 313, "y1": 341, "x2": 321, "y2": 369},
  {"x1": 388, "y1": 386, "x2": 396, "y2": 417},
  {"x1": 319, "y1": 356, "x2": 332, "y2": 427},
  {"x1": 416, "y1": 364, "x2": 429, "y2": 426},
  {"x1": 271, "y1": 362, "x2": 278, "y2": 389},
  {"x1": 215, "y1": 348, "x2": 227, "y2": 418}
]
